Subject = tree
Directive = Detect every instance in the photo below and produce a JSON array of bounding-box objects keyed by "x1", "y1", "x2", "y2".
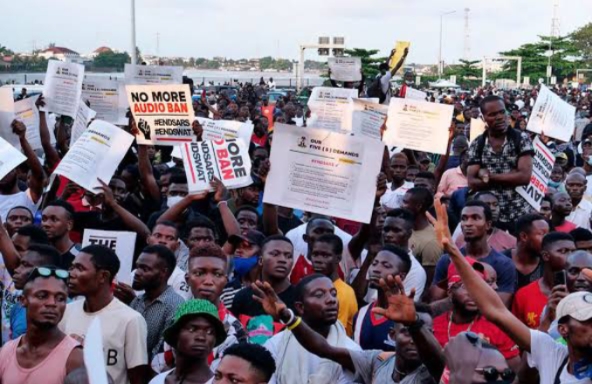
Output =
[
  {"x1": 344, "y1": 48, "x2": 388, "y2": 79},
  {"x1": 571, "y1": 23, "x2": 592, "y2": 64},
  {"x1": 445, "y1": 59, "x2": 480, "y2": 79},
  {"x1": 0, "y1": 45, "x2": 13, "y2": 56},
  {"x1": 93, "y1": 51, "x2": 132, "y2": 70}
]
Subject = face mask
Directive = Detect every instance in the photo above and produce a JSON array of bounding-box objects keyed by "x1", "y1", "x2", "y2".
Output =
[
  {"x1": 233, "y1": 255, "x2": 258, "y2": 277},
  {"x1": 548, "y1": 180, "x2": 561, "y2": 189},
  {"x1": 166, "y1": 195, "x2": 184, "y2": 208}
]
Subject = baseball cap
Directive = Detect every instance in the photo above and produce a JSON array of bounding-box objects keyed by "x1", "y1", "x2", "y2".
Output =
[
  {"x1": 555, "y1": 152, "x2": 568, "y2": 161},
  {"x1": 229, "y1": 229, "x2": 266, "y2": 248},
  {"x1": 556, "y1": 291, "x2": 592, "y2": 322},
  {"x1": 163, "y1": 299, "x2": 227, "y2": 347},
  {"x1": 440, "y1": 257, "x2": 487, "y2": 290}
]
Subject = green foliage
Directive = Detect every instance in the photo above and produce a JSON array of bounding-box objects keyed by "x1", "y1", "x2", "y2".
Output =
[
  {"x1": 259, "y1": 56, "x2": 293, "y2": 71},
  {"x1": 93, "y1": 51, "x2": 131, "y2": 70},
  {"x1": 571, "y1": 22, "x2": 592, "y2": 64},
  {"x1": 0, "y1": 44, "x2": 14, "y2": 56},
  {"x1": 344, "y1": 48, "x2": 387, "y2": 78}
]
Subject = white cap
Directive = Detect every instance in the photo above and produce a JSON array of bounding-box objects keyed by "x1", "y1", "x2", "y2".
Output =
[{"x1": 556, "y1": 291, "x2": 592, "y2": 322}]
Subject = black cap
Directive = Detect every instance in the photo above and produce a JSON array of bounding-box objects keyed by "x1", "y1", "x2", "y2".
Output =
[{"x1": 228, "y1": 230, "x2": 266, "y2": 248}]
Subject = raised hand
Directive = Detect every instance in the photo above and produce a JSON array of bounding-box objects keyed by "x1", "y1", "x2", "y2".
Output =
[
  {"x1": 371, "y1": 275, "x2": 417, "y2": 324},
  {"x1": 252, "y1": 280, "x2": 287, "y2": 320},
  {"x1": 376, "y1": 172, "x2": 387, "y2": 199},
  {"x1": 114, "y1": 282, "x2": 136, "y2": 305},
  {"x1": 95, "y1": 178, "x2": 116, "y2": 207},
  {"x1": 210, "y1": 177, "x2": 227, "y2": 203},
  {"x1": 257, "y1": 159, "x2": 271, "y2": 183},
  {"x1": 11, "y1": 120, "x2": 27, "y2": 139},
  {"x1": 427, "y1": 198, "x2": 451, "y2": 245},
  {"x1": 35, "y1": 94, "x2": 46, "y2": 109},
  {"x1": 192, "y1": 119, "x2": 203, "y2": 141}
]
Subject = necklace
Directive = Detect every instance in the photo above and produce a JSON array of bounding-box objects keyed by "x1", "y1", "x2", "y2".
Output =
[{"x1": 447, "y1": 311, "x2": 476, "y2": 341}]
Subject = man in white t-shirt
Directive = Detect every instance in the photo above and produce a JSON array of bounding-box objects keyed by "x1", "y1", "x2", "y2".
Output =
[
  {"x1": 376, "y1": 47, "x2": 409, "y2": 105},
  {"x1": 60, "y1": 245, "x2": 148, "y2": 384},
  {"x1": 380, "y1": 153, "x2": 414, "y2": 210},
  {"x1": 0, "y1": 120, "x2": 45, "y2": 221}
]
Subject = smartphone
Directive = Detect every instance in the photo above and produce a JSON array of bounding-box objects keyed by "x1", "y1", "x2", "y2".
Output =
[{"x1": 553, "y1": 271, "x2": 567, "y2": 287}]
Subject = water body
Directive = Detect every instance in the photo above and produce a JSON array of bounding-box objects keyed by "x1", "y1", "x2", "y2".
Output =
[{"x1": 0, "y1": 69, "x2": 324, "y2": 87}]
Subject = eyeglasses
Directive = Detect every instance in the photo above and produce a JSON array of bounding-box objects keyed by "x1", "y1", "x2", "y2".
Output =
[
  {"x1": 475, "y1": 366, "x2": 515, "y2": 382},
  {"x1": 28, "y1": 267, "x2": 69, "y2": 282}
]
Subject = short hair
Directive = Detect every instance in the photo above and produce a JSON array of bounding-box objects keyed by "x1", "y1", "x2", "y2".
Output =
[
  {"x1": 541, "y1": 195, "x2": 553, "y2": 208},
  {"x1": 44, "y1": 200, "x2": 75, "y2": 219},
  {"x1": 462, "y1": 200, "x2": 493, "y2": 222},
  {"x1": 294, "y1": 273, "x2": 326, "y2": 303},
  {"x1": 569, "y1": 228, "x2": 592, "y2": 243},
  {"x1": 222, "y1": 343, "x2": 276, "y2": 381},
  {"x1": 515, "y1": 213, "x2": 546, "y2": 235},
  {"x1": 479, "y1": 95, "x2": 504, "y2": 114},
  {"x1": 415, "y1": 172, "x2": 435, "y2": 182},
  {"x1": 542, "y1": 232, "x2": 574, "y2": 251},
  {"x1": 406, "y1": 164, "x2": 420, "y2": 172},
  {"x1": 406, "y1": 187, "x2": 434, "y2": 212},
  {"x1": 153, "y1": 220, "x2": 179, "y2": 239},
  {"x1": 80, "y1": 245, "x2": 120, "y2": 283},
  {"x1": 169, "y1": 174, "x2": 187, "y2": 185},
  {"x1": 261, "y1": 235, "x2": 292, "y2": 253},
  {"x1": 189, "y1": 243, "x2": 227, "y2": 264},
  {"x1": 379, "y1": 63, "x2": 389, "y2": 71},
  {"x1": 235, "y1": 206, "x2": 261, "y2": 220},
  {"x1": 386, "y1": 208, "x2": 415, "y2": 227},
  {"x1": 306, "y1": 216, "x2": 334, "y2": 234},
  {"x1": 472, "y1": 190, "x2": 497, "y2": 202},
  {"x1": 26, "y1": 244, "x2": 61, "y2": 266},
  {"x1": 183, "y1": 217, "x2": 217, "y2": 239},
  {"x1": 16, "y1": 225, "x2": 49, "y2": 245},
  {"x1": 390, "y1": 152, "x2": 409, "y2": 163},
  {"x1": 380, "y1": 244, "x2": 412, "y2": 274},
  {"x1": 313, "y1": 234, "x2": 343, "y2": 256},
  {"x1": 7, "y1": 206, "x2": 33, "y2": 219},
  {"x1": 142, "y1": 245, "x2": 177, "y2": 278}
]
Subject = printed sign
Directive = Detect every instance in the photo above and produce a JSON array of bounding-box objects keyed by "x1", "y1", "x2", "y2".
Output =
[
  {"x1": 328, "y1": 57, "x2": 362, "y2": 82},
  {"x1": 82, "y1": 78, "x2": 128, "y2": 124},
  {"x1": 0, "y1": 136, "x2": 26, "y2": 181},
  {"x1": 82, "y1": 230, "x2": 137, "y2": 285},
  {"x1": 70, "y1": 101, "x2": 97, "y2": 146},
  {"x1": 527, "y1": 85, "x2": 576, "y2": 143},
  {"x1": 197, "y1": 117, "x2": 253, "y2": 146},
  {"x1": 14, "y1": 97, "x2": 41, "y2": 150},
  {"x1": 124, "y1": 64, "x2": 183, "y2": 85},
  {"x1": 43, "y1": 60, "x2": 84, "y2": 117},
  {"x1": 516, "y1": 137, "x2": 555, "y2": 210},
  {"x1": 307, "y1": 87, "x2": 358, "y2": 133}
]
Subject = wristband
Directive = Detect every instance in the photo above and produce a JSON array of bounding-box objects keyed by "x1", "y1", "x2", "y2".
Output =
[
  {"x1": 407, "y1": 315, "x2": 424, "y2": 333},
  {"x1": 217, "y1": 200, "x2": 228, "y2": 208},
  {"x1": 287, "y1": 317, "x2": 302, "y2": 331},
  {"x1": 279, "y1": 309, "x2": 295, "y2": 325}
]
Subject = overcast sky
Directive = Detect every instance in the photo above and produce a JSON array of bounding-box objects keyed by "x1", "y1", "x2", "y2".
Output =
[{"x1": 3, "y1": 0, "x2": 591, "y2": 64}]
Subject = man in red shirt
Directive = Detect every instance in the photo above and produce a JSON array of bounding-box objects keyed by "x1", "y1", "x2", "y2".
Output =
[
  {"x1": 511, "y1": 232, "x2": 575, "y2": 329},
  {"x1": 550, "y1": 193, "x2": 577, "y2": 233},
  {"x1": 433, "y1": 258, "x2": 521, "y2": 373},
  {"x1": 260, "y1": 97, "x2": 274, "y2": 132}
]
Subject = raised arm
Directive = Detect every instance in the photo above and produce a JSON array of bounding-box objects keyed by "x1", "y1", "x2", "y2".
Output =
[
  {"x1": 433, "y1": 125, "x2": 455, "y2": 188},
  {"x1": 137, "y1": 144, "x2": 162, "y2": 203},
  {"x1": 390, "y1": 48, "x2": 409, "y2": 77},
  {"x1": 435, "y1": 199, "x2": 532, "y2": 352},
  {"x1": 157, "y1": 192, "x2": 208, "y2": 224},
  {"x1": 258, "y1": 160, "x2": 281, "y2": 236},
  {"x1": 12, "y1": 120, "x2": 46, "y2": 202},
  {"x1": 0, "y1": 217, "x2": 21, "y2": 275},
  {"x1": 36, "y1": 95, "x2": 61, "y2": 169}
]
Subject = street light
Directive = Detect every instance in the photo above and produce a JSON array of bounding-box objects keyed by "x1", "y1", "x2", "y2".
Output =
[
  {"x1": 131, "y1": 0, "x2": 137, "y2": 65},
  {"x1": 438, "y1": 10, "x2": 456, "y2": 78}
]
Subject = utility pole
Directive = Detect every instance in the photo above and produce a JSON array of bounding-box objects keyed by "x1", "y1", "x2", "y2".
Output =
[
  {"x1": 463, "y1": 8, "x2": 470, "y2": 61},
  {"x1": 438, "y1": 11, "x2": 456, "y2": 78},
  {"x1": 156, "y1": 32, "x2": 160, "y2": 59},
  {"x1": 131, "y1": 0, "x2": 137, "y2": 65},
  {"x1": 548, "y1": 0, "x2": 560, "y2": 84}
]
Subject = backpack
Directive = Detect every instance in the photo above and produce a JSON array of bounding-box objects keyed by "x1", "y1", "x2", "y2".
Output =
[
  {"x1": 474, "y1": 127, "x2": 523, "y2": 163},
  {"x1": 367, "y1": 74, "x2": 387, "y2": 103}
]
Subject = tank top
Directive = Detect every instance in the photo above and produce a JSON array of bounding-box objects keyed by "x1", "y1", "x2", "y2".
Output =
[{"x1": 0, "y1": 335, "x2": 80, "y2": 384}]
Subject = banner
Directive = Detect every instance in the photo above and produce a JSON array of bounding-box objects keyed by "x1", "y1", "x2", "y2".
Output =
[
  {"x1": 516, "y1": 137, "x2": 555, "y2": 210},
  {"x1": 0, "y1": 87, "x2": 18, "y2": 149},
  {"x1": 328, "y1": 57, "x2": 362, "y2": 82},
  {"x1": 42, "y1": 60, "x2": 84, "y2": 117},
  {"x1": 404, "y1": 86, "x2": 427, "y2": 101},
  {"x1": 124, "y1": 64, "x2": 183, "y2": 85},
  {"x1": 0, "y1": 136, "x2": 26, "y2": 180},
  {"x1": 126, "y1": 84, "x2": 194, "y2": 145},
  {"x1": 82, "y1": 78, "x2": 128, "y2": 124},
  {"x1": 14, "y1": 98, "x2": 41, "y2": 150},
  {"x1": 70, "y1": 101, "x2": 97, "y2": 146},
  {"x1": 263, "y1": 124, "x2": 384, "y2": 224},
  {"x1": 527, "y1": 85, "x2": 576, "y2": 143},
  {"x1": 197, "y1": 117, "x2": 254, "y2": 146},
  {"x1": 469, "y1": 118, "x2": 486, "y2": 143},
  {"x1": 388, "y1": 41, "x2": 411, "y2": 72},
  {"x1": 181, "y1": 139, "x2": 253, "y2": 193},
  {"x1": 384, "y1": 98, "x2": 453, "y2": 154},
  {"x1": 53, "y1": 120, "x2": 134, "y2": 192},
  {"x1": 307, "y1": 87, "x2": 358, "y2": 133},
  {"x1": 345, "y1": 98, "x2": 387, "y2": 140},
  {"x1": 82, "y1": 229, "x2": 136, "y2": 285}
]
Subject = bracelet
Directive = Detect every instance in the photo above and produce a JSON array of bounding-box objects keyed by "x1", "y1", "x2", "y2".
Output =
[
  {"x1": 407, "y1": 315, "x2": 425, "y2": 333},
  {"x1": 217, "y1": 200, "x2": 228, "y2": 208},
  {"x1": 279, "y1": 309, "x2": 295, "y2": 325},
  {"x1": 287, "y1": 317, "x2": 302, "y2": 331}
]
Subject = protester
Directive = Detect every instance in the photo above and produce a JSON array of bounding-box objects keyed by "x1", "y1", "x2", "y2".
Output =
[
  {"x1": 213, "y1": 343, "x2": 276, "y2": 384},
  {"x1": 570, "y1": 227, "x2": 592, "y2": 252},
  {"x1": 551, "y1": 192, "x2": 578, "y2": 233},
  {"x1": 380, "y1": 153, "x2": 413, "y2": 210},
  {"x1": 41, "y1": 200, "x2": 80, "y2": 269},
  {"x1": 565, "y1": 172, "x2": 592, "y2": 230}
]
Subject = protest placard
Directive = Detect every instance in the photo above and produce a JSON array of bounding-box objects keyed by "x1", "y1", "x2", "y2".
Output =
[
  {"x1": 516, "y1": 137, "x2": 555, "y2": 210},
  {"x1": 263, "y1": 124, "x2": 384, "y2": 224},
  {"x1": 82, "y1": 229, "x2": 136, "y2": 285},
  {"x1": 307, "y1": 87, "x2": 358, "y2": 133},
  {"x1": 126, "y1": 84, "x2": 194, "y2": 145},
  {"x1": 53, "y1": 120, "x2": 134, "y2": 192},
  {"x1": 389, "y1": 41, "x2": 411, "y2": 72},
  {"x1": 345, "y1": 98, "x2": 388, "y2": 140},
  {"x1": 404, "y1": 86, "x2": 427, "y2": 101},
  {"x1": 82, "y1": 77, "x2": 128, "y2": 124},
  {"x1": 0, "y1": 87, "x2": 18, "y2": 149},
  {"x1": 0, "y1": 136, "x2": 26, "y2": 180},
  {"x1": 181, "y1": 139, "x2": 253, "y2": 193},
  {"x1": 124, "y1": 64, "x2": 183, "y2": 85},
  {"x1": 384, "y1": 98, "x2": 453, "y2": 154},
  {"x1": 470, "y1": 118, "x2": 486, "y2": 143},
  {"x1": 197, "y1": 117, "x2": 254, "y2": 146},
  {"x1": 83, "y1": 317, "x2": 109, "y2": 384},
  {"x1": 328, "y1": 57, "x2": 362, "y2": 82},
  {"x1": 14, "y1": 97, "x2": 41, "y2": 150},
  {"x1": 527, "y1": 85, "x2": 576, "y2": 143},
  {"x1": 42, "y1": 60, "x2": 84, "y2": 117},
  {"x1": 70, "y1": 101, "x2": 97, "y2": 146}
]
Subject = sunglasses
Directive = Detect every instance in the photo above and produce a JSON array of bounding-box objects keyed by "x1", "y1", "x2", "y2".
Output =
[
  {"x1": 28, "y1": 267, "x2": 69, "y2": 281},
  {"x1": 475, "y1": 366, "x2": 515, "y2": 382}
]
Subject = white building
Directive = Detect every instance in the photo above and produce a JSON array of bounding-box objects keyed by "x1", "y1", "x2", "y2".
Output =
[{"x1": 39, "y1": 46, "x2": 83, "y2": 64}]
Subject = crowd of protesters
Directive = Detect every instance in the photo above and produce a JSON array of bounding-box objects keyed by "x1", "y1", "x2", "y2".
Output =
[{"x1": 0, "y1": 46, "x2": 591, "y2": 384}]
